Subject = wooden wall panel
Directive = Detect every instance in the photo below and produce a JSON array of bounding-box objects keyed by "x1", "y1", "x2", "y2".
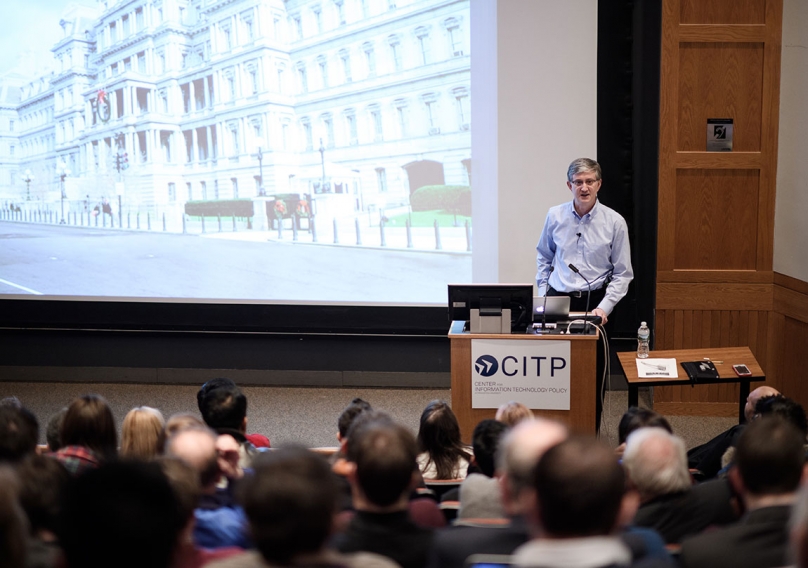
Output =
[
  {"x1": 680, "y1": 0, "x2": 766, "y2": 24},
  {"x1": 674, "y1": 169, "x2": 759, "y2": 269},
  {"x1": 678, "y1": 43, "x2": 764, "y2": 151},
  {"x1": 654, "y1": 0, "x2": 782, "y2": 416}
]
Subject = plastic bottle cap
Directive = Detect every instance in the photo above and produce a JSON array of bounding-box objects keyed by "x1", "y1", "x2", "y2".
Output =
[{"x1": 641, "y1": 322, "x2": 646, "y2": 326}]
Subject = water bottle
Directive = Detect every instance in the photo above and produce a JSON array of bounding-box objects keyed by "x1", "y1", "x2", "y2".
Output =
[{"x1": 637, "y1": 321, "x2": 650, "y2": 359}]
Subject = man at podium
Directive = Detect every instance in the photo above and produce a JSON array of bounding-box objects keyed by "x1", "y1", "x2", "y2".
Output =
[{"x1": 536, "y1": 157, "x2": 633, "y2": 431}]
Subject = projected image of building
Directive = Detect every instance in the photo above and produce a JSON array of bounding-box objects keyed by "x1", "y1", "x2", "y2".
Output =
[{"x1": 0, "y1": 0, "x2": 470, "y2": 228}]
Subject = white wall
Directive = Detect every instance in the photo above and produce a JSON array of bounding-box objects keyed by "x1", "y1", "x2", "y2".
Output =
[
  {"x1": 774, "y1": 0, "x2": 808, "y2": 282},
  {"x1": 471, "y1": 0, "x2": 598, "y2": 286}
]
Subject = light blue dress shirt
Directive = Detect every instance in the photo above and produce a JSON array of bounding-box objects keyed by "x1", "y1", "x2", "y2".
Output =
[{"x1": 536, "y1": 200, "x2": 633, "y2": 316}]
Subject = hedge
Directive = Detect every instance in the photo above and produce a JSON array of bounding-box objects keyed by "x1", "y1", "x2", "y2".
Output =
[
  {"x1": 410, "y1": 185, "x2": 471, "y2": 216},
  {"x1": 185, "y1": 199, "x2": 254, "y2": 217}
]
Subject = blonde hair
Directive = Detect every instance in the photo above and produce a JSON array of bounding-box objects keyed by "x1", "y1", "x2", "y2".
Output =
[
  {"x1": 120, "y1": 407, "x2": 165, "y2": 461},
  {"x1": 495, "y1": 401, "x2": 534, "y2": 427}
]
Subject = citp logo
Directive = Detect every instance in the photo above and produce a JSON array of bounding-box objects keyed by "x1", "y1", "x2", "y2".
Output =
[{"x1": 475, "y1": 354, "x2": 499, "y2": 377}]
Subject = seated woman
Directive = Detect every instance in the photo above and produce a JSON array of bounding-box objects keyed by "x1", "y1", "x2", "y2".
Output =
[
  {"x1": 416, "y1": 400, "x2": 472, "y2": 480},
  {"x1": 120, "y1": 406, "x2": 165, "y2": 461},
  {"x1": 52, "y1": 394, "x2": 118, "y2": 475}
]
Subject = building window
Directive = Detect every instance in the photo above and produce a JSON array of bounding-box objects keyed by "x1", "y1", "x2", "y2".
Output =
[
  {"x1": 322, "y1": 114, "x2": 334, "y2": 148},
  {"x1": 229, "y1": 123, "x2": 240, "y2": 155},
  {"x1": 122, "y1": 14, "x2": 130, "y2": 36},
  {"x1": 345, "y1": 111, "x2": 357, "y2": 145},
  {"x1": 297, "y1": 63, "x2": 308, "y2": 93},
  {"x1": 226, "y1": 72, "x2": 236, "y2": 100},
  {"x1": 369, "y1": 107, "x2": 383, "y2": 141},
  {"x1": 453, "y1": 88, "x2": 469, "y2": 130},
  {"x1": 281, "y1": 120, "x2": 290, "y2": 150},
  {"x1": 243, "y1": 14, "x2": 254, "y2": 42},
  {"x1": 445, "y1": 18, "x2": 464, "y2": 56},
  {"x1": 221, "y1": 24, "x2": 232, "y2": 50},
  {"x1": 339, "y1": 49, "x2": 352, "y2": 83},
  {"x1": 301, "y1": 119, "x2": 313, "y2": 151},
  {"x1": 312, "y1": 6, "x2": 322, "y2": 33},
  {"x1": 201, "y1": 180, "x2": 207, "y2": 200},
  {"x1": 277, "y1": 66, "x2": 286, "y2": 93},
  {"x1": 135, "y1": 7, "x2": 144, "y2": 31},
  {"x1": 247, "y1": 67, "x2": 259, "y2": 94},
  {"x1": 231, "y1": 177, "x2": 239, "y2": 198},
  {"x1": 317, "y1": 56, "x2": 329, "y2": 88},
  {"x1": 168, "y1": 182, "x2": 176, "y2": 202},
  {"x1": 110, "y1": 21, "x2": 118, "y2": 43},
  {"x1": 334, "y1": 0, "x2": 345, "y2": 25},
  {"x1": 292, "y1": 15, "x2": 302, "y2": 39},
  {"x1": 395, "y1": 101, "x2": 407, "y2": 138},
  {"x1": 424, "y1": 97, "x2": 439, "y2": 134},
  {"x1": 9, "y1": 120, "x2": 14, "y2": 132},
  {"x1": 415, "y1": 27, "x2": 431, "y2": 65},
  {"x1": 187, "y1": 182, "x2": 193, "y2": 200},
  {"x1": 376, "y1": 167, "x2": 387, "y2": 192},
  {"x1": 388, "y1": 36, "x2": 403, "y2": 72},
  {"x1": 363, "y1": 43, "x2": 376, "y2": 78},
  {"x1": 214, "y1": 180, "x2": 220, "y2": 199}
]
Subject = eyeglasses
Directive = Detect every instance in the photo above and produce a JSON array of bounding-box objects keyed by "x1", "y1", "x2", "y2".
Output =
[{"x1": 570, "y1": 179, "x2": 600, "y2": 188}]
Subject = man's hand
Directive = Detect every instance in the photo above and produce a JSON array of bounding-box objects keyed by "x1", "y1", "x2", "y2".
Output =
[{"x1": 592, "y1": 308, "x2": 608, "y2": 325}]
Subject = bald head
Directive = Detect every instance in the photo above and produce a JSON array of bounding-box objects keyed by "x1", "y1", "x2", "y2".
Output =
[
  {"x1": 745, "y1": 386, "x2": 780, "y2": 422},
  {"x1": 623, "y1": 428, "x2": 691, "y2": 502},
  {"x1": 165, "y1": 427, "x2": 220, "y2": 489},
  {"x1": 497, "y1": 418, "x2": 568, "y2": 514}
]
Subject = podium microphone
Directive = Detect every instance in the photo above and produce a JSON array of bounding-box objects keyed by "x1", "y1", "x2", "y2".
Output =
[
  {"x1": 568, "y1": 263, "x2": 592, "y2": 332},
  {"x1": 540, "y1": 266, "x2": 555, "y2": 332}
]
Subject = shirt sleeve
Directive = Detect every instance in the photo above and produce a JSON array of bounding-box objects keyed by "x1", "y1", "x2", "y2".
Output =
[
  {"x1": 597, "y1": 216, "x2": 633, "y2": 315},
  {"x1": 536, "y1": 211, "x2": 557, "y2": 294}
]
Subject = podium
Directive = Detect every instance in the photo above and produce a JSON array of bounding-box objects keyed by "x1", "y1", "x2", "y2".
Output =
[{"x1": 448, "y1": 320, "x2": 599, "y2": 441}]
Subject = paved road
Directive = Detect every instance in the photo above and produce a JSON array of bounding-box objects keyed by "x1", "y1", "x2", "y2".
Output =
[{"x1": 0, "y1": 222, "x2": 471, "y2": 303}]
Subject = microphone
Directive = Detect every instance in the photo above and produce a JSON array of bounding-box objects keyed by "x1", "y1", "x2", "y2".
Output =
[
  {"x1": 540, "y1": 266, "x2": 555, "y2": 332},
  {"x1": 568, "y1": 263, "x2": 592, "y2": 333}
]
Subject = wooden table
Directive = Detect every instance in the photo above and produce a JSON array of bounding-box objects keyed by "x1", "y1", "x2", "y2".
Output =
[{"x1": 616, "y1": 346, "x2": 765, "y2": 422}]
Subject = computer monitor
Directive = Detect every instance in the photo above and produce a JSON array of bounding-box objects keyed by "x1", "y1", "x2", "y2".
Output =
[{"x1": 448, "y1": 284, "x2": 534, "y2": 333}]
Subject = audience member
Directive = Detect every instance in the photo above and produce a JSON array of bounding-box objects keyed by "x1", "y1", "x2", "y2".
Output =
[
  {"x1": 200, "y1": 385, "x2": 258, "y2": 468},
  {"x1": 495, "y1": 401, "x2": 534, "y2": 427},
  {"x1": 165, "y1": 426, "x2": 251, "y2": 549},
  {"x1": 789, "y1": 483, "x2": 808, "y2": 568},
  {"x1": 416, "y1": 400, "x2": 471, "y2": 480},
  {"x1": 334, "y1": 417, "x2": 433, "y2": 568},
  {"x1": 45, "y1": 408, "x2": 67, "y2": 453},
  {"x1": 624, "y1": 427, "x2": 736, "y2": 544},
  {"x1": 427, "y1": 418, "x2": 568, "y2": 568},
  {"x1": 208, "y1": 447, "x2": 398, "y2": 568},
  {"x1": 58, "y1": 460, "x2": 184, "y2": 568},
  {"x1": 15, "y1": 454, "x2": 70, "y2": 568},
  {"x1": 0, "y1": 467, "x2": 27, "y2": 568},
  {"x1": 0, "y1": 405, "x2": 39, "y2": 463},
  {"x1": 157, "y1": 457, "x2": 243, "y2": 568},
  {"x1": 615, "y1": 407, "x2": 672, "y2": 458},
  {"x1": 755, "y1": 395, "x2": 808, "y2": 437},
  {"x1": 198, "y1": 379, "x2": 270, "y2": 449},
  {"x1": 687, "y1": 385, "x2": 779, "y2": 479},
  {"x1": 454, "y1": 419, "x2": 509, "y2": 520},
  {"x1": 53, "y1": 394, "x2": 117, "y2": 475},
  {"x1": 511, "y1": 436, "x2": 670, "y2": 568},
  {"x1": 680, "y1": 417, "x2": 805, "y2": 568},
  {"x1": 339, "y1": 398, "x2": 373, "y2": 443},
  {"x1": 120, "y1": 406, "x2": 165, "y2": 461}
]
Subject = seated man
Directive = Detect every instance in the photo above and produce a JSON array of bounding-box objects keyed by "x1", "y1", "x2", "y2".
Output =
[
  {"x1": 208, "y1": 447, "x2": 396, "y2": 568},
  {"x1": 687, "y1": 385, "x2": 779, "y2": 478},
  {"x1": 200, "y1": 384, "x2": 259, "y2": 470},
  {"x1": 511, "y1": 436, "x2": 671, "y2": 568},
  {"x1": 333, "y1": 417, "x2": 433, "y2": 568},
  {"x1": 0, "y1": 405, "x2": 39, "y2": 464},
  {"x1": 58, "y1": 461, "x2": 184, "y2": 568},
  {"x1": 624, "y1": 428, "x2": 737, "y2": 544},
  {"x1": 427, "y1": 418, "x2": 568, "y2": 568},
  {"x1": 198, "y1": 378, "x2": 270, "y2": 449},
  {"x1": 680, "y1": 417, "x2": 805, "y2": 568},
  {"x1": 165, "y1": 426, "x2": 251, "y2": 549}
]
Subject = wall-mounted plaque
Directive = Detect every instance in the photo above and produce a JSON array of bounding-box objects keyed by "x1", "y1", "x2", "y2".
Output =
[{"x1": 707, "y1": 118, "x2": 733, "y2": 151}]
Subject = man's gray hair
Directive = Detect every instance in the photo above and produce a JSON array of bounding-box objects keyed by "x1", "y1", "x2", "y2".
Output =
[
  {"x1": 622, "y1": 427, "x2": 691, "y2": 501},
  {"x1": 496, "y1": 418, "x2": 568, "y2": 497},
  {"x1": 567, "y1": 158, "x2": 602, "y2": 182}
]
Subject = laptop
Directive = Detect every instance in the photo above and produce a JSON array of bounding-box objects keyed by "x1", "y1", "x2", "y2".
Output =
[{"x1": 532, "y1": 296, "x2": 571, "y2": 322}]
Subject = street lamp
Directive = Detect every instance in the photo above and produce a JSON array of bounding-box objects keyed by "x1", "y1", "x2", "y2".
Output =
[
  {"x1": 318, "y1": 138, "x2": 326, "y2": 193},
  {"x1": 21, "y1": 169, "x2": 34, "y2": 201},
  {"x1": 57, "y1": 160, "x2": 71, "y2": 225},
  {"x1": 256, "y1": 146, "x2": 265, "y2": 196}
]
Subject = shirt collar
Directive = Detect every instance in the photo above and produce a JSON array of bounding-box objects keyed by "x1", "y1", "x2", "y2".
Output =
[{"x1": 568, "y1": 199, "x2": 600, "y2": 221}]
